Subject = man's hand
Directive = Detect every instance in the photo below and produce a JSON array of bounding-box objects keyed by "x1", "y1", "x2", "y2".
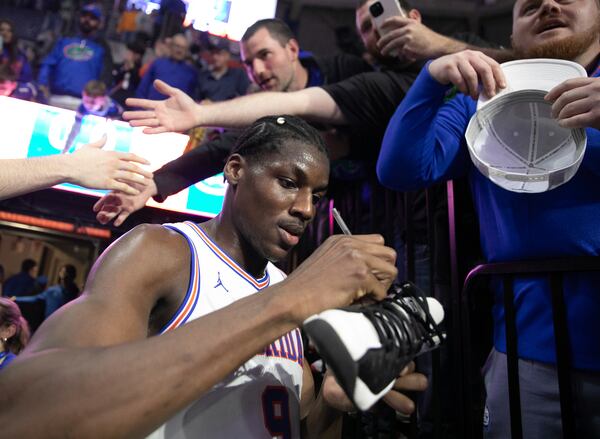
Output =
[
  {"x1": 282, "y1": 235, "x2": 397, "y2": 323},
  {"x1": 428, "y1": 50, "x2": 506, "y2": 100},
  {"x1": 377, "y1": 16, "x2": 462, "y2": 61},
  {"x1": 322, "y1": 361, "x2": 428, "y2": 414},
  {"x1": 68, "y1": 136, "x2": 153, "y2": 195},
  {"x1": 546, "y1": 77, "x2": 600, "y2": 129},
  {"x1": 93, "y1": 179, "x2": 158, "y2": 226},
  {"x1": 124, "y1": 80, "x2": 200, "y2": 134}
]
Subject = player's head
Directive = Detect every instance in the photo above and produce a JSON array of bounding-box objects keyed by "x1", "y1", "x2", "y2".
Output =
[
  {"x1": 82, "y1": 80, "x2": 108, "y2": 112},
  {"x1": 511, "y1": 0, "x2": 600, "y2": 64},
  {"x1": 240, "y1": 19, "x2": 302, "y2": 92},
  {"x1": 224, "y1": 115, "x2": 329, "y2": 262},
  {"x1": 0, "y1": 297, "x2": 30, "y2": 355},
  {"x1": 355, "y1": 0, "x2": 417, "y2": 63}
]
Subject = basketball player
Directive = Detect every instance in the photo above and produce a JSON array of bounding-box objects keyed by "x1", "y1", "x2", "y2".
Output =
[{"x1": 0, "y1": 116, "x2": 424, "y2": 438}]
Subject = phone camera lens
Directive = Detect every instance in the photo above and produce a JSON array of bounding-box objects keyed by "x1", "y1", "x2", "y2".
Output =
[{"x1": 369, "y1": 1, "x2": 384, "y2": 18}]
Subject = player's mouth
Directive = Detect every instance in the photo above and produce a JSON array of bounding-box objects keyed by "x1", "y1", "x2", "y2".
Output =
[{"x1": 278, "y1": 223, "x2": 304, "y2": 247}]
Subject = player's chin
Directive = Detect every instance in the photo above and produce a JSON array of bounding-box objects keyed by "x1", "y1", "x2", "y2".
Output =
[{"x1": 264, "y1": 241, "x2": 293, "y2": 263}]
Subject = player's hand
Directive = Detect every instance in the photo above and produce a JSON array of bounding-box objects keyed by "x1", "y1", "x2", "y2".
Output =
[
  {"x1": 428, "y1": 50, "x2": 506, "y2": 100},
  {"x1": 283, "y1": 234, "x2": 397, "y2": 322},
  {"x1": 377, "y1": 16, "x2": 451, "y2": 62},
  {"x1": 322, "y1": 362, "x2": 427, "y2": 414},
  {"x1": 545, "y1": 77, "x2": 600, "y2": 129},
  {"x1": 124, "y1": 80, "x2": 200, "y2": 134},
  {"x1": 93, "y1": 179, "x2": 157, "y2": 226},
  {"x1": 68, "y1": 136, "x2": 153, "y2": 195}
]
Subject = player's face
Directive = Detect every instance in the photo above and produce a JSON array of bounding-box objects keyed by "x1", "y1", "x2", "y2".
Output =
[
  {"x1": 233, "y1": 142, "x2": 329, "y2": 262},
  {"x1": 512, "y1": 0, "x2": 600, "y2": 59},
  {"x1": 241, "y1": 28, "x2": 298, "y2": 92}
]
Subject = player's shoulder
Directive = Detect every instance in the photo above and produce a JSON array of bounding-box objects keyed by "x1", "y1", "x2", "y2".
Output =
[{"x1": 105, "y1": 224, "x2": 189, "y2": 269}]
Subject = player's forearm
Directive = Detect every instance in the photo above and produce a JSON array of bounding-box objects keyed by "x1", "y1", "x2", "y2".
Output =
[
  {"x1": 193, "y1": 87, "x2": 346, "y2": 128},
  {"x1": 0, "y1": 288, "x2": 299, "y2": 439},
  {"x1": 0, "y1": 155, "x2": 74, "y2": 200}
]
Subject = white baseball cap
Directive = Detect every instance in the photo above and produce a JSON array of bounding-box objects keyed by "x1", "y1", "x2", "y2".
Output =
[{"x1": 465, "y1": 59, "x2": 587, "y2": 193}]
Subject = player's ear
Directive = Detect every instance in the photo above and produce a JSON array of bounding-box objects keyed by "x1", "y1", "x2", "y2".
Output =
[{"x1": 223, "y1": 154, "x2": 245, "y2": 186}]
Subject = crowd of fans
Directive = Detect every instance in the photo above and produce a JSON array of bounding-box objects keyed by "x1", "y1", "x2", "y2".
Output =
[
  {"x1": 1, "y1": 0, "x2": 599, "y2": 438},
  {"x1": 0, "y1": 1, "x2": 250, "y2": 120}
]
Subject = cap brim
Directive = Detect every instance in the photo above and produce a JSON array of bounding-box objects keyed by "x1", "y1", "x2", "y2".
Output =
[{"x1": 477, "y1": 58, "x2": 587, "y2": 109}]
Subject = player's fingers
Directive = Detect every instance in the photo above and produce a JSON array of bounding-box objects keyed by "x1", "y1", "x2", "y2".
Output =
[
  {"x1": 456, "y1": 59, "x2": 480, "y2": 99},
  {"x1": 109, "y1": 180, "x2": 140, "y2": 196},
  {"x1": 551, "y1": 87, "x2": 591, "y2": 118},
  {"x1": 116, "y1": 160, "x2": 153, "y2": 179},
  {"x1": 143, "y1": 126, "x2": 168, "y2": 135}
]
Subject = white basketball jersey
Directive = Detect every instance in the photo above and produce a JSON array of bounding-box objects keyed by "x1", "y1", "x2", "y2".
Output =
[{"x1": 147, "y1": 221, "x2": 304, "y2": 439}]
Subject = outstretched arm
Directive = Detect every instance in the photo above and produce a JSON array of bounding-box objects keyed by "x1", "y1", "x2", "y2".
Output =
[
  {"x1": 124, "y1": 80, "x2": 345, "y2": 134},
  {"x1": 0, "y1": 231, "x2": 397, "y2": 438},
  {"x1": 0, "y1": 137, "x2": 152, "y2": 200}
]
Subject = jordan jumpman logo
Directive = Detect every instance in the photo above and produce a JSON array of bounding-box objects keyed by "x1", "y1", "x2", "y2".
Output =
[{"x1": 214, "y1": 272, "x2": 229, "y2": 292}]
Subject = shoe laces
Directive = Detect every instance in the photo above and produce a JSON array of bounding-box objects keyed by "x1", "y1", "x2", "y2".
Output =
[{"x1": 362, "y1": 282, "x2": 444, "y2": 357}]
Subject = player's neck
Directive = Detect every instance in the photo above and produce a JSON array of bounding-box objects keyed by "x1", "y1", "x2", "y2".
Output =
[{"x1": 199, "y1": 218, "x2": 268, "y2": 279}]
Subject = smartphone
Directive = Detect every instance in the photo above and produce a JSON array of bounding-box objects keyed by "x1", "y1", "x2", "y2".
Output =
[{"x1": 369, "y1": 0, "x2": 406, "y2": 37}]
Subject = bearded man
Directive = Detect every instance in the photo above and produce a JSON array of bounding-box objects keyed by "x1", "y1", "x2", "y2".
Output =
[{"x1": 378, "y1": 0, "x2": 600, "y2": 437}]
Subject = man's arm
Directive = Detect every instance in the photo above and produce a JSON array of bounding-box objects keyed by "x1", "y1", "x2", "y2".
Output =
[
  {"x1": 0, "y1": 137, "x2": 152, "y2": 200},
  {"x1": 377, "y1": 17, "x2": 514, "y2": 63},
  {"x1": 0, "y1": 230, "x2": 397, "y2": 438},
  {"x1": 124, "y1": 80, "x2": 345, "y2": 134},
  {"x1": 378, "y1": 51, "x2": 506, "y2": 191}
]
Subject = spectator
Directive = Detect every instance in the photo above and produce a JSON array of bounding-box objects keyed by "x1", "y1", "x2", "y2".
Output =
[
  {"x1": 116, "y1": 5, "x2": 139, "y2": 44},
  {"x1": 135, "y1": 33, "x2": 197, "y2": 101},
  {"x1": 0, "y1": 64, "x2": 41, "y2": 102},
  {"x1": 16, "y1": 264, "x2": 80, "y2": 318},
  {"x1": 37, "y1": 3, "x2": 114, "y2": 111},
  {"x1": 0, "y1": 19, "x2": 33, "y2": 83},
  {"x1": 95, "y1": 18, "x2": 372, "y2": 226},
  {"x1": 110, "y1": 40, "x2": 145, "y2": 108},
  {"x1": 0, "y1": 298, "x2": 30, "y2": 371},
  {"x1": 63, "y1": 80, "x2": 123, "y2": 153},
  {"x1": 377, "y1": 0, "x2": 600, "y2": 436},
  {"x1": 3, "y1": 259, "x2": 37, "y2": 298},
  {"x1": 78, "y1": 79, "x2": 123, "y2": 119},
  {"x1": 196, "y1": 39, "x2": 250, "y2": 102}
]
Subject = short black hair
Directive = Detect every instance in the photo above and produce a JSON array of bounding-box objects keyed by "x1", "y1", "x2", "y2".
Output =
[
  {"x1": 21, "y1": 259, "x2": 37, "y2": 273},
  {"x1": 230, "y1": 115, "x2": 329, "y2": 165},
  {"x1": 241, "y1": 19, "x2": 296, "y2": 47},
  {"x1": 356, "y1": 0, "x2": 412, "y2": 10}
]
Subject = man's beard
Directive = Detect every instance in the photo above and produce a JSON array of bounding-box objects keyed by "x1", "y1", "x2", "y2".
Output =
[{"x1": 513, "y1": 19, "x2": 600, "y2": 61}]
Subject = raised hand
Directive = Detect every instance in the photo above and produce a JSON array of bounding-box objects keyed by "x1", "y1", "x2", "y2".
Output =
[
  {"x1": 69, "y1": 136, "x2": 153, "y2": 195},
  {"x1": 93, "y1": 179, "x2": 157, "y2": 226},
  {"x1": 545, "y1": 77, "x2": 600, "y2": 129},
  {"x1": 428, "y1": 50, "x2": 506, "y2": 100},
  {"x1": 124, "y1": 80, "x2": 200, "y2": 134}
]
